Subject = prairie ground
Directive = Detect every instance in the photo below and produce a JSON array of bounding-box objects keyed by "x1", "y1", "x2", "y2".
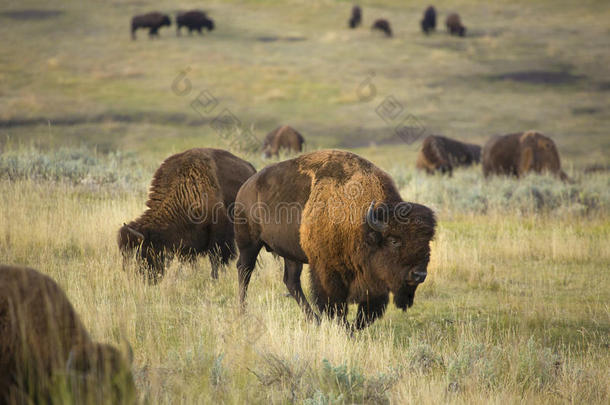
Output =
[{"x1": 1, "y1": 0, "x2": 609, "y2": 404}]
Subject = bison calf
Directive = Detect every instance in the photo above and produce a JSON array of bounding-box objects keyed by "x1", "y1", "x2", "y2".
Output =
[
  {"x1": 445, "y1": 13, "x2": 466, "y2": 37},
  {"x1": 421, "y1": 6, "x2": 437, "y2": 34},
  {"x1": 372, "y1": 19, "x2": 393, "y2": 37},
  {"x1": 235, "y1": 150, "x2": 436, "y2": 330},
  {"x1": 0, "y1": 265, "x2": 136, "y2": 404},
  {"x1": 131, "y1": 12, "x2": 171, "y2": 40},
  {"x1": 176, "y1": 10, "x2": 215, "y2": 36},
  {"x1": 348, "y1": 5, "x2": 362, "y2": 29},
  {"x1": 262, "y1": 125, "x2": 305, "y2": 158},
  {"x1": 416, "y1": 135, "x2": 481, "y2": 175},
  {"x1": 482, "y1": 131, "x2": 568, "y2": 181},
  {"x1": 118, "y1": 148, "x2": 256, "y2": 282}
]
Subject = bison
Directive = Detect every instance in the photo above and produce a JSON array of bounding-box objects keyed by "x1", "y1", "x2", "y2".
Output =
[
  {"x1": 0, "y1": 265, "x2": 136, "y2": 404},
  {"x1": 176, "y1": 10, "x2": 215, "y2": 36},
  {"x1": 235, "y1": 150, "x2": 436, "y2": 330},
  {"x1": 118, "y1": 148, "x2": 256, "y2": 282},
  {"x1": 415, "y1": 135, "x2": 481, "y2": 175},
  {"x1": 421, "y1": 6, "x2": 437, "y2": 34},
  {"x1": 131, "y1": 12, "x2": 171, "y2": 40},
  {"x1": 262, "y1": 125, "x2": 305, "y2": 158},
  {"x1": 372, "y1": 19, "x2": 393, "y2": 37},
  {"x1": 348, "y1": 5, "x2": 362, "y2": 29},
  {"x1": 482, "y1": 131, "x2": 568, "y2": 181},
  {"x1": 445, "y1": 13, "x2": 466, "y2": 37}
]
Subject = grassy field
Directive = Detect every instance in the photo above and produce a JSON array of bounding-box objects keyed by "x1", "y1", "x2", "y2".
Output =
[{"x1": 1, "y1": 0, "x2": 609, "y2": 404}]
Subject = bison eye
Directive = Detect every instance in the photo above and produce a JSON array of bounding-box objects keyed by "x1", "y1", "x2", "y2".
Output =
[{"x1": 387, "y1": 236, "x2": 402, "y2": 248}]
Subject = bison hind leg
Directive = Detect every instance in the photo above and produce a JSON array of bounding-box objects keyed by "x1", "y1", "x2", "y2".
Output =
[
  {"x1": 283, "y1": 259, "x2": 319, "y2": 323},
  {"x1": 208, "y1": 239, "x2": 236, "y2": 279}
]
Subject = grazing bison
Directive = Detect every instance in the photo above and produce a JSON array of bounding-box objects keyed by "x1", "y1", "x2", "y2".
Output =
[
  {"x1": 176, "y1": 10, "x2": 215, "y2": 36},
  {"x1": 118, "y1": 148, "x2": 256, "y2": 282},
  {"x1": 235, "y1": 150, "x2": 436, "y2": 330},
  {"x1": 372, "y1": 19, "x2": 393, "y2": 37},
  {"x1": 416, "y1": 135, "x2": 481, "y2": 175},
  {"x1": 421, "y1": 6, "x2": 437, "y2": 34},
  {"x1": 348, "y1": 5, "x2": 362, "y2": 29},
  {"x1": 0, "y1": 265, "x2": 136, "y2": 404},
  {"x1": 445, "y1": 13, "x2": 466, "y2": 37},
  {"x1": 131, "y1": 12, "x2": 171, "y2": 40},
  {"x1": 262, "y1": 125, "x2": 305, "y2": 158},
  {"x1": 482, "y1": 131, "x2": 568, "y2": 181}
]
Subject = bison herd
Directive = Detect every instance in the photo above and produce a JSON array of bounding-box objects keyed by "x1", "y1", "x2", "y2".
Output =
[
  {"x1": 131, "y1": 10, "x2": 214, "y2": 40},
  {"x1": 0, "y1": 126, "x2": 569, "y2": 401}
]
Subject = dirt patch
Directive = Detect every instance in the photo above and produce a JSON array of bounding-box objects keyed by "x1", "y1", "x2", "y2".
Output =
[
  {"x1": 0, "y1": 9, "x2": 63, "y2": 20},
  {"x1": 489, "y1": 71, "x2": 584, "y2": 85},
  {"x1": 572, "y1": 107, "x2": 600, "y2": 115},
  {"x1": 256, "y1": 36, "x2": 306, "y2": 43}
]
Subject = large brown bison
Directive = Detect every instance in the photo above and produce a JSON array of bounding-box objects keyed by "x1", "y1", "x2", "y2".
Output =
[
  {"x1": 421, "y1": 6, "x2": 437, "y2": 34},
  {"x1": 0, "y1": 265, "x2": 136, "y2": 404},
  {"x1": 262, "y1": 126, "x2": 305, "y2": 158},
  {"x1": 415, "y1": 135, "x2": 481, "y2": 175},
  {"x1": 482, "y1": 131, "x2": 569, "y2": 181},
  {"x1": 235, "y1": 150, "x2": 436, "y2": 330},
  {"x1": 372, "y1": 19, "x2": 393, "y2": 37},
  {"x1": 348, "y1": 5, "x2": 362, "y2": 29},
  {"x1": 445, "y1": 13, "x2": 466, "y2": 37},
  {"x1": 482, "y1": 131, "x2": 568, "y2": 181},
  {"x1": 118, "y1": 148, "x2": 256, "y2": 282},
  {"x1": 176, "y1": 10, "x2": 215, "y2": 36},
  {"x1": 131, "y1": 12, "x2": 171, "y2": 40}
]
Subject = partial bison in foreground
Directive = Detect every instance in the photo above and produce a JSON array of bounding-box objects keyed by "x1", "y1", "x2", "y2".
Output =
[
  {"x1": 131, "y1": 12, "x2": 171, "y2": 40},
  {"x1": 416, "y1": 135, "x2": 481, "y2": 175},
  {"x1": 262, "y1": 125, "x2": 305, "y2": 158},
  {"x1": 482, "y1": 131, "x2": 568, "y2": 181},
  {"x1": 118, "y1": 148, "x2": 256, "y2": 282},
  {"x1": 0, "y1": 265, "x2": 136, "y2": 404},
  {"x1": 176, "y1": 10, "x2": 215, "y2": 35},
  {"x1": 235, "y1": 150, "x2": 436, "y2": 330}
]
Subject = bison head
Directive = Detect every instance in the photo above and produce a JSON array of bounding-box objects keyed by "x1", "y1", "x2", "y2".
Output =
[
  {"x1": 67, "y1": 342, "x2": 136, "y2": 404},
  {"x1": 519, "y1": 131, "x2": 563, "y2": 178},
  {"x1": 161, "y1": 15, "x2": 171, "y2": 27},
  {"x1": 363, "y1": 201, "x2": 436, "y2": 310},
  {"x1": 205, "y1": 17, "x2": 215, "y2": 31},
  {"x1": 118, "y1": 223, "x2": 164, "y2": 282}
]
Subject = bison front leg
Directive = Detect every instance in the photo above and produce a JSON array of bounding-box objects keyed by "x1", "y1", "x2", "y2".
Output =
[
  {"x1": 353, "y1": 295, "x2": 389, "y2": 330},
  {"x1": 283, "y1": 259, "x2": 319, "y2": 323},
  {"x1": 310, "y1": 269, "x2": 348, "y2": 325}
]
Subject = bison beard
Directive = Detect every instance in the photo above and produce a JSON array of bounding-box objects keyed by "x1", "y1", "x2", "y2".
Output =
[
  {"x1": 118, "y1": 148, "x2": 256, "y2": 283},
  {"x1": 235, "y1": 150, "x2": 436, "y2": 330}
]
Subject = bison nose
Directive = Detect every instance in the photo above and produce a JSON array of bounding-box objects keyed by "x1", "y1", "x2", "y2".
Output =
[{"x1": 413, "y1": 271, "x2": 427, "y2": 283}]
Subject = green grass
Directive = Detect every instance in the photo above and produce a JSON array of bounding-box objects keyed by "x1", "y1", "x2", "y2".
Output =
[{"x1": 0, "y1": 0, "x2": 609, "y2": 403}]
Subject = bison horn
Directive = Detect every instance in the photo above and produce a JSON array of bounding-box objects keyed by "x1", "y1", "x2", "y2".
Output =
[
  {"x1": 124, "y1": 224, "x2": 145, "y2": 242},
  {"x1": 366, "y1": 201, "x2": 388, "y2": 233}
]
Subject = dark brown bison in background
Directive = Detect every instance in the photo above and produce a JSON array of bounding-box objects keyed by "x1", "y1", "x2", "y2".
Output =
[
  {"x1": 262, "y1": 125, "x2": 305, "y2": 158},
  {"x1": 421, "y1": 6, "x2": 437, "y2": 34},
  {"x1": 0, "y1": 265, "x2": 136, "y2": 404},
  {"x1": 348, "y1": 5, "x2": 362, "y2": 29},
  {"x1": 416, "y1": 135, "x2": 481, "y2": 175},
  {"x1": 482, "y1": 131, "x2": 569, "y2": 181},
  {"x1": 176, "y1": 10, "x2": 215, "y2": 36},
  {"x1": 235, "y1": 150, "x2": 436, "y2": 330},
  {"x1": 445, "y1": 13, "x2": 466, "y2": 37},
  {"x1": 372, "y1": 19, "x2": 393, "y2": 37},
  {"x1": 131, "y1": 12, "x2": 171, "y2": 40},
  {"x1": 118, "y1": 148, "x2": 256, "y2": 282}
]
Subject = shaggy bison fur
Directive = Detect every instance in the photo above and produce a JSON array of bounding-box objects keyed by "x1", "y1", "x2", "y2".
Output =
[
  {"x1": 176, "y1": 10, "x2": 215, "y2": 36},
  {"x1": 445, "y1": 13, "x2": 466, "y2": 37},
  {"x1": 262, "y1": 125, "x2": 305, "y2": 158},
  {"x1": 131, "y1": 12, "x2": 171, "y2": 40},
  {"x1": 235, "y1": 150, "x2": 436, "y2": 330},
  {"x1": 0, "y1": 265, "x2": 136, "y2": 404},
  {"x1": 416, "y1": 135, "x2": 481, "y2": 175},
  {"x1": 372, "y1": 19, "x2": 393, "y2": 37},
  {"x1": 421, "y1": 6, "x2": 437, "y2": 34},
  {"x1": 348, "y1": 6, "x2": 362, "y2": 29},
  {"x1": 482, "y1": 131, "x2": 568, "y2": 181},
  {"x1": 118, "y1": 148, "x2": 256, "y2": 282}
]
